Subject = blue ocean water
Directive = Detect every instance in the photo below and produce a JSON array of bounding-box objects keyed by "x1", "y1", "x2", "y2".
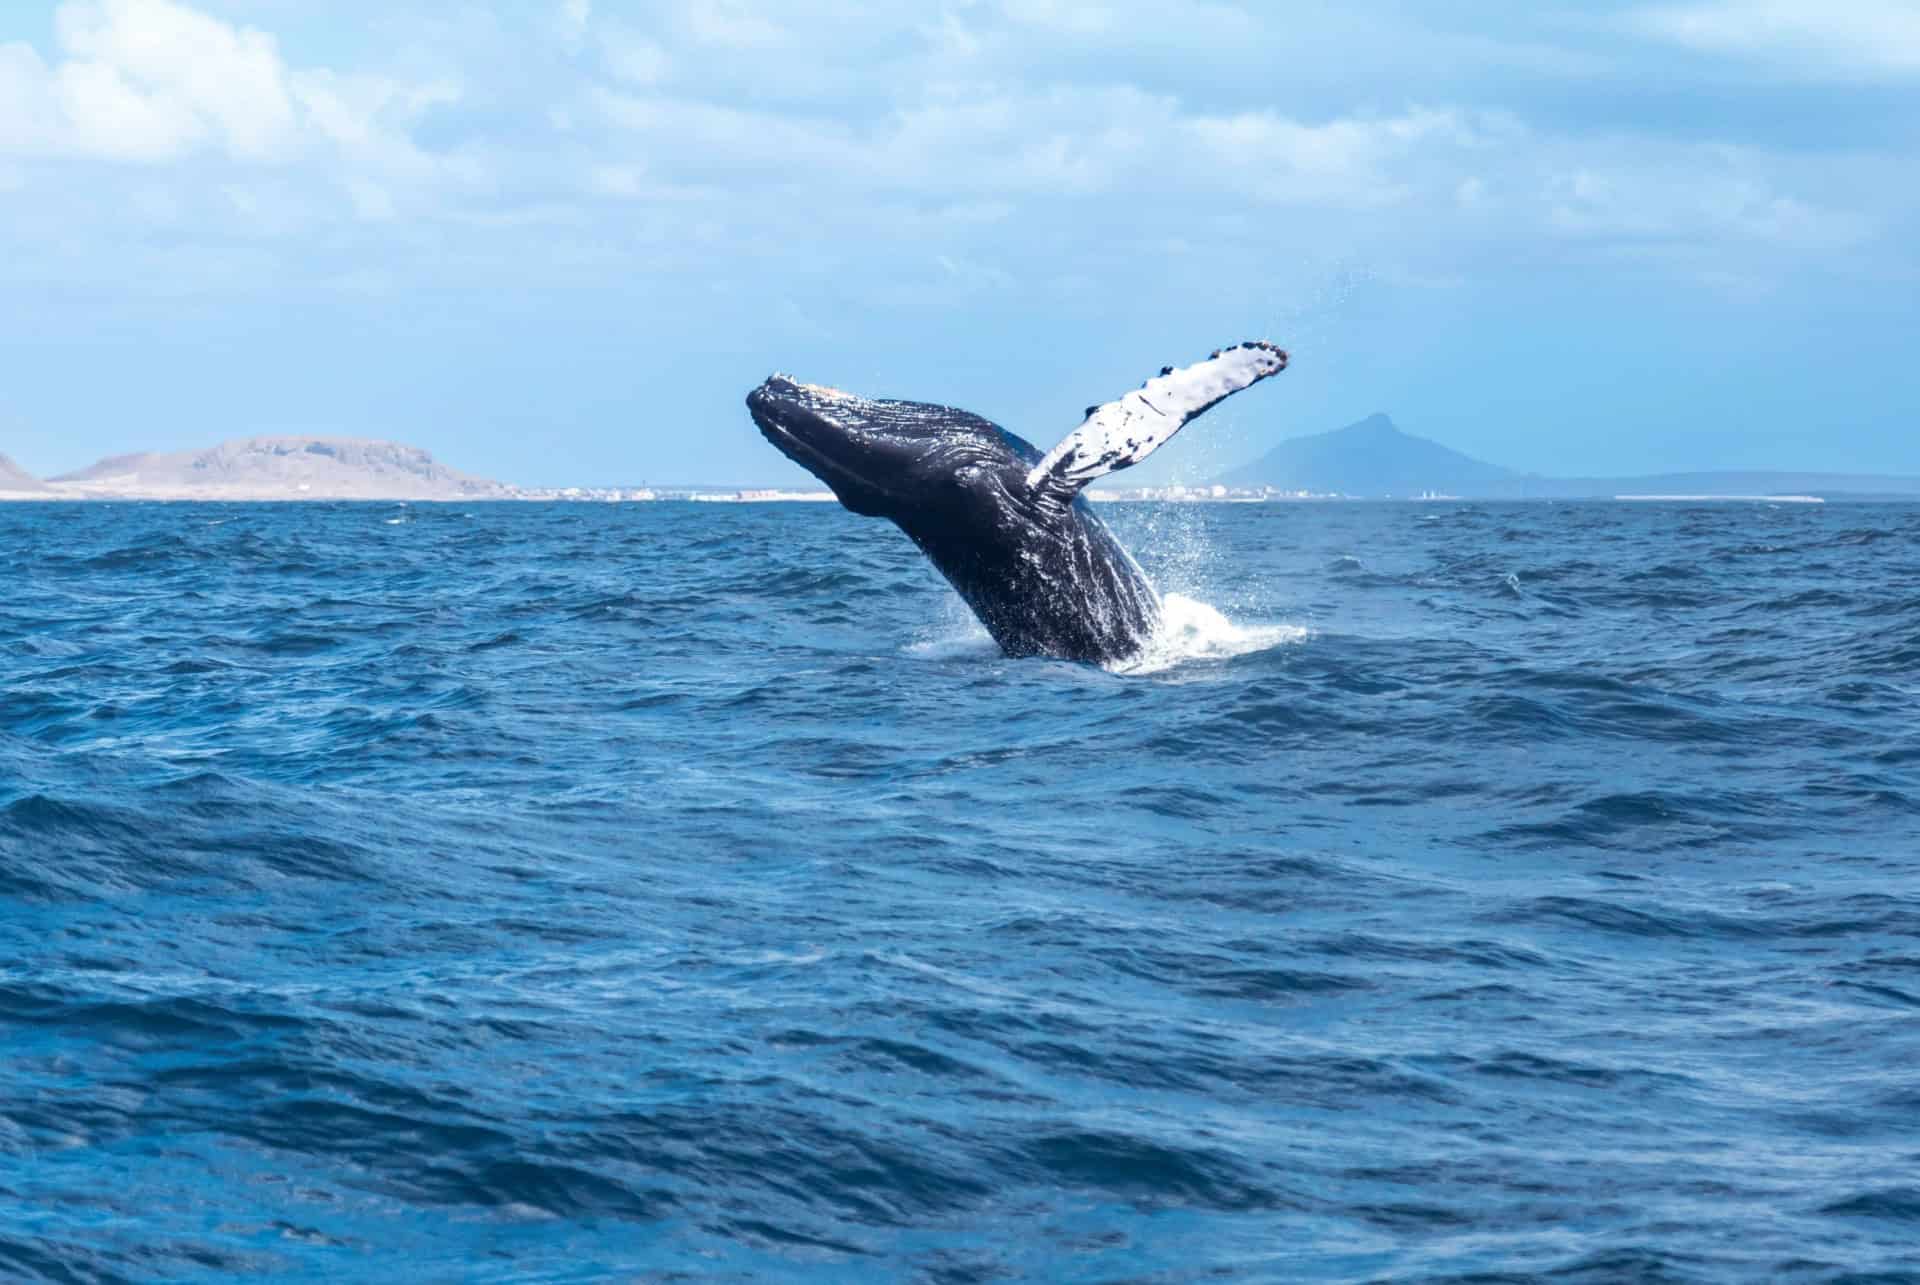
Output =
[{"x1": 2, "y1": 498, "x2": 1918, "y2": 1282}]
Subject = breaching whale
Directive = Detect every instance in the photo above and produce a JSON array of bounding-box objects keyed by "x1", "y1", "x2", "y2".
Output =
[{"x1": 746, "y1": 342, "x2": 1289, "y2": 664}]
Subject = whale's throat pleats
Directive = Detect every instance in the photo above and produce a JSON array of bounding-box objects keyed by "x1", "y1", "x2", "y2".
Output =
[{"x1": 1025, "y1": 342, "x2": 1288, "y2": 505}]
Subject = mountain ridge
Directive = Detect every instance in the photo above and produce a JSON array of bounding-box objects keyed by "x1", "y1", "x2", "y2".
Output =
[
  {"x1": 1216, "y1": 413, "x2": 1516, "y2": 495},
  {"x1": 43, "y1": 436, "x2": 508, "y2": 500},
  {"x1": 0, "y1": 453, "x2": 47, "y2": 493},
  {"x1": 1214, "y1": 414, "x2": 1920, "y2": 498}
]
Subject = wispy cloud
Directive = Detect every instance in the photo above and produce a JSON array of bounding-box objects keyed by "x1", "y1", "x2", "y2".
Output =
[
  {"x1": 0, "y1": 0, "x2": 1912, "y2": 486},
  {"x1": 0, "y1": 0, "x2": 1909, "y2": 298},
  {"x1": 598, "y1": 24, "x2": 669, "y2": 86},
  {"x1": 0, "y1": 0, "x2": 457, "y2": 167},
  {"x1": 1630, "y1": 0, "x2": 1920, "y2": 77}
]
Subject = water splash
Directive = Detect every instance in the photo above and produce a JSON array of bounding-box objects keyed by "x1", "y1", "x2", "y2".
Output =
[
  {"x1": 903, "y1": 626, "x2": 999, "y2": 662},
  {"x1": 904, "y1": 588, "x2": 1302, "y2": 673},
  {"x1": 904, "y1": 595, "x2": 999, "y2": 661},
  {"x1": 1108, "y1": 592, "x2": 1306, "y2": 675}
]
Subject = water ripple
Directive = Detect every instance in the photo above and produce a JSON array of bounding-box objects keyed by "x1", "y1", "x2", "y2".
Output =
[{"x1": 1, "y1": 499, "x2": 1917, "y2": 1279}]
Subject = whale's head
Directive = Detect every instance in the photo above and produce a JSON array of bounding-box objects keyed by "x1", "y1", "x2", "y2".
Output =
[{"x1": 746, "y1": 374, "x2": 1028, "y2": 522}]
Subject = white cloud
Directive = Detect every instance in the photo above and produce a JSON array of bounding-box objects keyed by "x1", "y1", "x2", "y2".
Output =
[
  {"x1": 0, "y1": 35, "x2": 201, "y2": 161},
  {"x1": 0, "y1": 0, "x2": 455, "y2": 168},
  {"x1": 920, "y1": 11, "x2": 982, "y2": 59},
  {"x1": 600, "y1": 25, "x2": 670, "y2": 86},
  {"x1": 572, "y1": 67, "x2": 1895, "y2": 291},
  {"x1": 1187, "y1": 107, "x2": 1493, "y2": 208},
  {"x1": 593, "y1": 89, "x2": 862, "y2": 179},
  {"x1": 1631, "y1": 0, "x2": 1920, "y2": 76},
  {"x1": 934, "y1": 252, "x2": 1014, "y2": 291},
  {"x1": 54, "y1": 0, "x2": 299, "y2": 158},
  {"x1": 999, "y1": 0, "x2": 1116, "y2": 36},
  {"x1": 682, "y1": 2, "x2": 785, "y2": 48},
  {"x1": 0, "y1": 45, "x2": 55, "y2": 149},
  {"x1": 590, "y1": 83, "x2": 1517, "y2": 214},
  {"x1": 55, "y1": 56, "x2": 204, "y2": 159},
  {"x1": 290, "y1": 68, "x2": 460, "y2": 179},
  {"x1": 589, "y1": 162, "x2": 645, "y2": 197},
  {"x1": 346, "y1": 177, "x2": 395, "y2": 221},
  {"x1": 1543, "y1": 161, "x2": 1872, "y2": 253},
  {"x1": 0, "y1": 0, "x2": 1901, "y2": 299}
]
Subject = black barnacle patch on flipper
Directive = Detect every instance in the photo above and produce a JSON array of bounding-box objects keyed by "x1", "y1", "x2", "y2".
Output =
[{"x1": 1026, "y1": 342, "x2": 1290, "y2": 502}]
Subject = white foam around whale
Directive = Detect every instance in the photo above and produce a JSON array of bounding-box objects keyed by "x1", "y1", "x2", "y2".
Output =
[
  {"x1": 1106, "y1": 593, "x2": 1307, "y2": 675},
  {"x1": 907, "y1": 592, "x2": 1304, "y2": 673}
]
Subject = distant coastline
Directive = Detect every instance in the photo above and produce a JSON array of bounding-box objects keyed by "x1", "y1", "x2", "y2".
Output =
[
  {"x1": 6, "y1": 428, "x2": 1918, "y2": 503},
  {"x1": 1, "y1": 436, "x2": 852, "y2": 504}
]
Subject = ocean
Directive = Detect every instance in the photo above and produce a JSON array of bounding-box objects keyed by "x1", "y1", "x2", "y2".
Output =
[{"x1": 2, "y1": 498, "x2": 1917, "y2": 1282}]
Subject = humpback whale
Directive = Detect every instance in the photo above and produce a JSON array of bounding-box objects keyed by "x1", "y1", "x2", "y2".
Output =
[{"x1": 746, "y1": 343, "x2": 1289, "y2": 664}]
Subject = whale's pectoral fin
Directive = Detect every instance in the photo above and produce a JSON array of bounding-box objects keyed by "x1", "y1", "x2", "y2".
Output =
[{"x1": 1025, "y1": 342, "x2": 1289, "y2": 503}]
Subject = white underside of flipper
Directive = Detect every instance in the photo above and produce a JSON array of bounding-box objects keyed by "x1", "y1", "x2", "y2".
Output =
[{"x1": 1026, "y1": 342, "x2": 1289, "y2": 497}]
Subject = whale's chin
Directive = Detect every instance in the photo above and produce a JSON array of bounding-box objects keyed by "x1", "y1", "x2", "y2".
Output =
[{"x1": 746, "y1": 389, "x2": 892, "y2": 517}]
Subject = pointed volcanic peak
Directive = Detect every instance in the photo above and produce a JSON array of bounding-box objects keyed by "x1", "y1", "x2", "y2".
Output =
[
  {"x1": 48, "y1": 436, "x2": 511, "y2": 500},
  {"x1": 0, "y1": 452, "x2": 49, "y2": 494},
  {"x1": 1217, "y1": 413, "x2": 1514, "y2": 496}
]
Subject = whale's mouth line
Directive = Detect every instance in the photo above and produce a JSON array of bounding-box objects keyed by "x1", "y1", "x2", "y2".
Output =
[
  {"x1": 753, "y1": 407, "x2": 839, "y2": 477},
  {"x1": 751, "y1": 399, "x2": 892, "y2": 510}
]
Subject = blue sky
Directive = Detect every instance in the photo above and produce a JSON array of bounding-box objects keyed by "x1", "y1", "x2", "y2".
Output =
[{"x1": 1, "y1": 0, "x2": 1916, "y2": 486}]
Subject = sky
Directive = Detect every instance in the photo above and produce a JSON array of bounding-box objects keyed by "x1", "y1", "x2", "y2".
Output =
[{"x1": 1, "y1": 0, "x2": 1916, "y2": 487}]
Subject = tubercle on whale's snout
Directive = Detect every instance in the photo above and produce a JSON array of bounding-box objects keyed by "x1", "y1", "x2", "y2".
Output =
[
  {"x1": 746, "y1": 375, "x2": 790, "y2": 409},
  {"x1": 745, "y1": 385, "x2": 796, "y2": 448}
]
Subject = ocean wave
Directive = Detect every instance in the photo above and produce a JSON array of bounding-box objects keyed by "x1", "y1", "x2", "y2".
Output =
[{"x1": 2, "y1": 499, "x2": 1917, "y2": 1278}]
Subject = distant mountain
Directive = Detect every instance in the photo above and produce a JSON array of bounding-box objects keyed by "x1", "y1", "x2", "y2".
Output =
[
  {"x1": 0, "y1": 453, "x2": 47, "y2": 494},
  {"x1": 1217, "y1": 413, "x2": 1515, "y2": 496},
  {"x1": 1217, "y1": 416, "x2": 1920, "y2": 498},
  {"x1": 46, "y1": 437, "x2": 508, "y2": 500}
]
